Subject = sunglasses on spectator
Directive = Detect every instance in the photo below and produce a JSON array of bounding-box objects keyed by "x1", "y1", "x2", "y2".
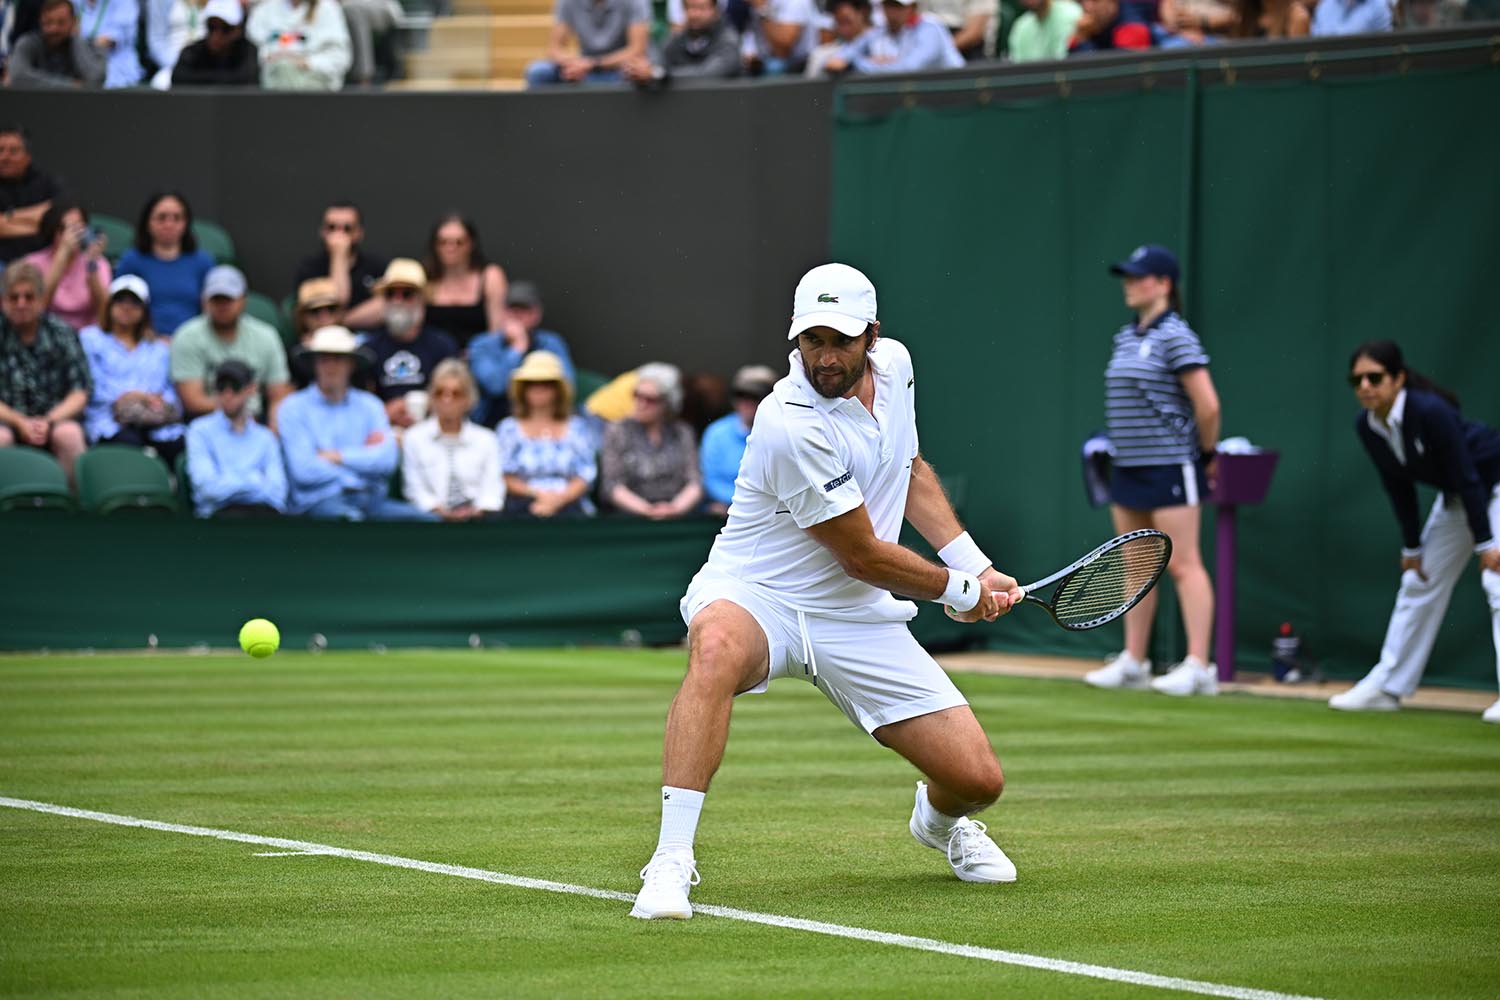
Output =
[
  {"x1": 431, "y1": 387, "x2": 465, "y2": 399},
  {"x1": 5, "y1": 291, "x2": 38, "y2": 303},
  {"x1": 151, "y1": 211, "x2": 185, "y2": 222},
  {"x1": 305, "y1": 303, "x2": 339, "y2": 315},
  {"x1": 437, "y1": 236, "x2": 470, "y2": 247},
  {"x1": 1347, "y1": 371, "x2": 1388, "y2": 388},
  {"x1": 206, "y1": 19, "x2": 234, "y2": 32},
  {"x1": 385, "y1": 287, "x2": 420, "y2": 301},
  {"x1": 322, "y1": 222, "x2": 355, "y2": 233},
  {"x1": 634, "y1": 391, "x2": 664, "y2": 404}
]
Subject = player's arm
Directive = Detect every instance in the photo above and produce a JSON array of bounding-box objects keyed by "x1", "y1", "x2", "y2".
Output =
[
  {"x1": 803, "y1": 504, "x2": 1000, "y2": 622},
  {"x1": 904, "y1": 454, "x2": 1022, "y2": 608}
]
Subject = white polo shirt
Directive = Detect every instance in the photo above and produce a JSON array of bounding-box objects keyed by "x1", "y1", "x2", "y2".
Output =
[{"x1": 699, "y1": 338, "x2": 920, "y2": 622}]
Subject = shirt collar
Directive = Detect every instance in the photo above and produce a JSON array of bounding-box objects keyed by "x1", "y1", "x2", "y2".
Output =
[
  {"x1": 1133, "y1": 309, "x2": 1177, "y2": 336},
  {"x1": 785, "y1": 348, "x2": 886, "y2": 414},
  {"x1": 1367, "y1": 388, "x2": 1407, "y2": 436}
]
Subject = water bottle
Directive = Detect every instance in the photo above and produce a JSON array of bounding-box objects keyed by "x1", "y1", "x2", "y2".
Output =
[{"x1": 1271, "y1": 622, "x2": 1302, "y2": 683}]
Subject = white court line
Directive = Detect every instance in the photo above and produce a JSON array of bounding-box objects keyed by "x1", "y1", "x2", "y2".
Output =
[{"x1": 1, "y1": 796, "x2": 1323, "y2": 1000}]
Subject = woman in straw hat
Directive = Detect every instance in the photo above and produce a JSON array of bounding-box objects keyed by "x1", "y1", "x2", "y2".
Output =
[{"x1": 496, "y1": 350, "x2": 597, "y2": 518}]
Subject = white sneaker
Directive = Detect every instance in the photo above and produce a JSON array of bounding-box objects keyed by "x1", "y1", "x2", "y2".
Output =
[
  {"x1": 1480, "y1": 700, "x2": 1500, "y2": 724},
  {"x1": 1329, "y1": 677, "x2": 1400, "y2": 713},
  {"x1": 1084, "y1": 652, "x2": 1151, "y2": 690},
  {"x1": 629, "y1": 849, "x2": 699, "y2": 919},
  {"x1": 1151, "y1": 656, "x2": 1218, "y2": 697},
  {"x1": 909, "y1": 782, "x2": 1017, "y2": 883}
]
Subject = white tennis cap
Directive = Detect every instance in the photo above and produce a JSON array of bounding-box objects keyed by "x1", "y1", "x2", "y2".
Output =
[{"x1": 787, "y1": 263, "x2": 877, "y2": 341}]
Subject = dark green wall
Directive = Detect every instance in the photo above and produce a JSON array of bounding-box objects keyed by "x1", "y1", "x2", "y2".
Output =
[{"x1": 831, "y1": 65, "x2": 1500, "y2": 686}]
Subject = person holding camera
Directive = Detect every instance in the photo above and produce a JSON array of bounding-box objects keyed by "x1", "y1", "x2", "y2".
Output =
[{"x1": 21, "y1": 201, "x2": 110, "y2": 331}]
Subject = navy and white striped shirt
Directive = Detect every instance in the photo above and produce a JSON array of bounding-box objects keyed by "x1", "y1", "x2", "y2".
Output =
[{"x1": 1104, "y1": 311, "x2": 1210, "y2": 467}]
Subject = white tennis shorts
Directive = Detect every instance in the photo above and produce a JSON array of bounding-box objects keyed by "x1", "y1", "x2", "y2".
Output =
[{"x1": 680, "y1": 571, "x2": 968, "y2": 735}]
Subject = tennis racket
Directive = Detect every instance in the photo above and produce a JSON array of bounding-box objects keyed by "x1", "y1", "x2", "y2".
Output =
[{"x1": 1016, "y1": 529, "x2": 1172, "y2": 631}]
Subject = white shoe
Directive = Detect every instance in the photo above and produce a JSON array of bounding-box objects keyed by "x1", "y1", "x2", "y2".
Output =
[
  {"x1": 1329, "y1": 678, "x2": 1400, "y2": 713},
  {"x1": 909, "y1": 782, "x2": 1017, "y2": 883},
  {"x1": 629, "y1": 849, "x2": 699, "y2": 919},
  {"x1": 1151, "y1": 656, "x2": 1218, "y2": 696},
  {"x1": 1084, "y1": 652, "x2": 1151, "y2": 690},
  {"x1": 1481, "y1": 700, "x2": 1500, "y2": 724}
]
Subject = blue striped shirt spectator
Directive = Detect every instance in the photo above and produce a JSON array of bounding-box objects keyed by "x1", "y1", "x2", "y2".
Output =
[
  {"x1": 1104, "y1": 310, "x2": 1209, "y2": 467},
  {"x1": 80, "y1": 322, "x2": 184, "y2": 449}
]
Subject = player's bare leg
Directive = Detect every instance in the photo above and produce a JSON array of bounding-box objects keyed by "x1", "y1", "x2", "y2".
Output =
[
  {"x1": 875, "y1": 706, "x2": 1016, "y2": 883},
  {"x1": 632, "y1": 600, "x2": 769, "y2": 919}
]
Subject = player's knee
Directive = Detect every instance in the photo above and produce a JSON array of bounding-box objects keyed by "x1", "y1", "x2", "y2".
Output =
[
  {"x1": 950, "y1": 759, "x2": 1004, "y2": 810},
  {"x1": 687, "y1": 622, "x2": 759, "y2": 693}
]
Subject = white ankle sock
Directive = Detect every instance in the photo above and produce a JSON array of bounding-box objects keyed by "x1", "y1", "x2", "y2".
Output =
[
  {"x1": 655, "y1": 786, "x2": 705, "y2": 855},
  {"x1": 916, "y1": 785, "x2": 960, "y2": 836}
]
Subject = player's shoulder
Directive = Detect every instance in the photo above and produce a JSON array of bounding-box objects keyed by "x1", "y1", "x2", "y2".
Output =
[{"x1": 874, "y1": 336, "x2": 914, "y2": 378}]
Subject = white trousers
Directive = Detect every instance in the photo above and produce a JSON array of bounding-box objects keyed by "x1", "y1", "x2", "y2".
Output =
[{"x1": 1364, "y1": 486, "x2": 1500, "y2": 697}]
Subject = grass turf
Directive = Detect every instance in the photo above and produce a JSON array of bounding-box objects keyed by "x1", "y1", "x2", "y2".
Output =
[{"x1": 2, "y1": 648, "x2": 1498, "y2": 999}]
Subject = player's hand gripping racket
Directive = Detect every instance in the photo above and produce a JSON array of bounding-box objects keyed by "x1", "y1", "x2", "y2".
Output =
[{"x1": 1016, "y1": 529, "x2": 1172, "y2": 631}]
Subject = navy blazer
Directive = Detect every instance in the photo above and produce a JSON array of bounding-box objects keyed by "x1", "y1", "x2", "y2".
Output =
[{"x1": 1355, "y1": 388, "x2": 1500, "y2": 549}]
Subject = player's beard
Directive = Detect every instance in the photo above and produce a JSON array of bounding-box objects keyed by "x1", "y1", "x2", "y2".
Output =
[{"x1": 804, "y1": 347, "x2": 869, "y2": 399}]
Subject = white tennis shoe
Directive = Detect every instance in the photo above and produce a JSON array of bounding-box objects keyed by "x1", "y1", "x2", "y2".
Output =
[
  {"x1": 1482, "y1": 700, "x2": 1500, "y2": 724},
  {"x1": 1329, "y1": 677, "x2": 1400, "y2": 712},
  {"x1": 629, "y1": 849, "x2": 699, "y2": 919},
  {"x1": 1084, "y1": 652, "x2": 1151, "y2": 689},
  {"x1": 1151, "y1": 656, "x2": 1218, "y2": 696},
  {"x1": 909, "y1": 783, "x2": 1017, "y2": 883}
]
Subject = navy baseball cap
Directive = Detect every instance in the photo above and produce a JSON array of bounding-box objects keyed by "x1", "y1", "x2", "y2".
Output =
[{"x1": 1109, "y1": 244, "x2": 1179, "y2": 281}]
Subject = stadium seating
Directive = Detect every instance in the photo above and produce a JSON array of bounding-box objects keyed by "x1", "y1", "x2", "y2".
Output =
[
  {"x1": 244, "y1": 292, "x2": 286, "y2": 339},
  {"x1": 92, "y1": 213, "x2": 135, "y2": 265},
  {"x1": 0, "y1": 449, "x2": 76, "y2": 512},
  {"x1": 75, "y1": 446, "x2": 180, "y2": 515},
  {"x1": 191, "y1": 220, "x2": 237, "y2": 265}
]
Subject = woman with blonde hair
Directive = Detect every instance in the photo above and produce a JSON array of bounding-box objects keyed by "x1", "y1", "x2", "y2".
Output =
[
  {"x1": 496, "y1": 351, "x2": 597, "y2": 518},
  {"x1": 401, "y1": 358, "x2": 503, "y2": 521}
]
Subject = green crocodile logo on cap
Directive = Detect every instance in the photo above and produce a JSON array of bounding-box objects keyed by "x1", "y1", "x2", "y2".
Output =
[{"x1": 817, "y1": 293, "x2": 839, "y2": 303}]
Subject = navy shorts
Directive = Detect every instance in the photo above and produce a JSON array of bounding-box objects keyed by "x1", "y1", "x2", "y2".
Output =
[{"x1": 1110, "y1": 461, "x2": 1207, "y2": 510}]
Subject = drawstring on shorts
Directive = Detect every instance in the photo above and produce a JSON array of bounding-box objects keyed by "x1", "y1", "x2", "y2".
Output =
[{"x1": 796, "y1": 610, "x2": 818, "y2": 685}]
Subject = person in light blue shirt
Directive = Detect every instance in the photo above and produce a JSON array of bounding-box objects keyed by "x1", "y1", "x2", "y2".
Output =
[
  {"x1": 277, "y1": 324, "x2": 434, "y2": 521},
  {"x1": 73, "y1": 0, "x2": 145, "y2": 87},
  {"x1": 79, "y1": 275, "x2": 186, "y2": 462},
  {"x1": 469, "y1": 281, "x2": 576, "y2": 426},
  {"x1": 184, "y1": 359, "x2": 287, "y2": 517},
  {"x1": 828, "y1": 0, "x2": 963, "y2": 74},
  {"x1": 700, "y1": 363, "x2": 776, "y2": 515},
  {"x1": 1310, "y1": 0, "x2": 1391, "y2": 34}
]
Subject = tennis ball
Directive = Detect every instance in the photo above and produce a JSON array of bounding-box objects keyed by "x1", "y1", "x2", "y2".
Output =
[{"x1": 239, "y1": 618, "x2": 280, "y2": 659}]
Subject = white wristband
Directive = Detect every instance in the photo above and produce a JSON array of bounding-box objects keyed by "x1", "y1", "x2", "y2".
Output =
[
  {"x1": 935, "y1": 569, "x2": 981, "y2": 613},
  {"x1": 937, "y1": 531, "x2": 992, "y2": 576},
  {"x1": 1401, "y1": 546, "x2": 1424, "y2": 559}
]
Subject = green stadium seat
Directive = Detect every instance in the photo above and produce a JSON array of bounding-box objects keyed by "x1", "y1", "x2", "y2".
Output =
[
  {"x1": 277, "y1": 294, "x2": 301, "y2": 349},
  {"x1": 572, "y1": 367, "x2": 610, "y2": 404},
  {"x1": 91, "y1": 213, "x2": 135, "y2": 265},
  {"x1": 192, "y1": 219, "x2": 237, "y2": 265},
  {"x1": 174, "y1": 450, "x2": 194, "y2": 512},
  {"x1": 244, "y1": 292, "x2": 283, "y2": 336},
  {"x1": 75, "y1": 445, "x2": 179, "y2": 515},
  {"x1": 0, "y1": 449, "x2": 76, "y2": 512}
]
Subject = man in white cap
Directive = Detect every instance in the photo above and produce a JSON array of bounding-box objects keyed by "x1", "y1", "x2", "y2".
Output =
[
  {"x1": 631, "y1": 262, "x2": 1023, "y2": 920},
  {"x1": 277, "y1": 325, "x2": 433, "y2": 521},
  {"x1": 169, "y1": 0, "x2": 261, "y2": 88},
  {"x1": 169, "y1": 264, "x2": 290, "y2": 423}
]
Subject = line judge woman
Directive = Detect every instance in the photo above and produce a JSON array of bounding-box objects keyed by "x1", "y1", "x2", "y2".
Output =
[
  {"x1": 1331, "y1": 340, "x2": 1500, "y2": 722},
  {"x1": 1085, "y1": 244, "x2": 1222, "y2": 697}
]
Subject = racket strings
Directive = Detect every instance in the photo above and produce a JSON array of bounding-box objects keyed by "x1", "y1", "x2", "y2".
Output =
[{"x1": 1051, "y1": 537, "x2": 1169, "y2": 627}]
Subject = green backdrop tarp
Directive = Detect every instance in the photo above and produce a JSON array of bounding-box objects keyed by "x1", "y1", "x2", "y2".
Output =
[
  {"x1": 0, "y1": 517, "x2": 972, "y2": 653},
  {"x1": 831, "y1": 65, "x2": 1500, "y2": 688}
]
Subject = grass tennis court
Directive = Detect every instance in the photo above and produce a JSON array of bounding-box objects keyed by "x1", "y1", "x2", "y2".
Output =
[{"x1": 3, "y1": 649, "x2": 1497, "y2": 999}]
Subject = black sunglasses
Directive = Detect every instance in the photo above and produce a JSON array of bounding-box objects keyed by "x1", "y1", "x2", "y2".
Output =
[
  {"x1": 322, "y1": 222, "x2": 355, "y2": 233},
  {"x1": 1347, "y1": 371, "x2": 1388, "y2": 388}
]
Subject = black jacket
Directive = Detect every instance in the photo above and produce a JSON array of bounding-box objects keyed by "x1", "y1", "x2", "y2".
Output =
[
  {"x1": 171, "y1": 37, "x2": 260, "y2": 87},
  {"x1": 1355, "y1": 387, "x2": 1500, "y2": 549}
]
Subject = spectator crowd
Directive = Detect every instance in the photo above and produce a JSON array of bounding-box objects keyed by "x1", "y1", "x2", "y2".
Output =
[
  {"x1": 0, "y1": 0, "x2": 1477, "y2": 92},
  {"x1": 0, "y1": 124, "x2": 782, "y2": 521}
]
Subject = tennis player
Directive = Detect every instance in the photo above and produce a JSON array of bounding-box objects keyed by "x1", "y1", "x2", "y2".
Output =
[
  {"x1": 1332, "y1": 340, "x2": 1500, "y2": 721},
  {"x1": 630, "y1": 263, "x2": 1025, "y2": 920}
]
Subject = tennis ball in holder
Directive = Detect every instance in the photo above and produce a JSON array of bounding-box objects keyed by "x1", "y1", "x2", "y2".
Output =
[{"x1": 239, "y1": 618, "x2": 280, "y2": 659}]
